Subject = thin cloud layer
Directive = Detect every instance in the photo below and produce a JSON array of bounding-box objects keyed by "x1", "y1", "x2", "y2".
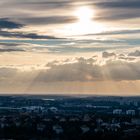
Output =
[{"x1": 0, "y1": 30, "x2": 59, "y2": 39}]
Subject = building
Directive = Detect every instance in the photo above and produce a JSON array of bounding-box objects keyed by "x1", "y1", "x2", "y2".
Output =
[
  {"x1": 80, "y1": 125, "x2": 90, "y2": 133},
  {"x1": 113, "y1": 109, "x2": 122, "y2": 115},
  {"x1": 131, "y1": 118, "x2": 140, "y2": 125},
  {"x1": 53, "y1": 125, "x2": 63, "y2": 134},
  {"x1": 126, "y1": 110, "x2": 135, "y2": 116}
]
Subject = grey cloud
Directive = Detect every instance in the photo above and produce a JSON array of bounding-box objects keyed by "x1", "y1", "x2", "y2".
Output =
[
  {"x1": 0, "y1": 18, "x2": 24, "y2": 29},
  {"x1": 4, "y1": 0, "x2": 140, "y2": 10},
  {"x1": 0, "y1": 38, "x2": 139, "y2": 54},
  {"x1": 0, "y1": 42, "x2": 22, "y2": 47},
  {"x1": 119, "y1": 54, "x2": 125, "y2": 57},
  {"x1": 96, "y1": 0, "x2": 140, "y2": 9},
  {"x1": 102, "y1": 52, "x2": 116, "y2": 58},
  {"x1": 128, "y1": 50, "x2": 140, "y2": 57},
  {"x1": 93, "y1": 0, "x2": 140, "y2": 21},
  {"x1": 32, "y1": 59, "x2": 140, "y2": 82},
  {"x1": 19, "y1": 16, "x2": 77, "y2": 25},
  {"x1": 4, "y1": 0, "x2": 72, "y2": 10},
  {"x1": 0, "y1": 48, "x2": 25, "y2": 52},
  {"x1": 95, "y1": 11, "x2": 140, "y2": 21},
  {"x1": 21, "y1": 1, "x2": 72, "y2": 10},
  {"x1": 0, "y1": 58, "x2": 140, "y2": 83},
  {"x1": 47, "y1": 46, "x2": 116, "y2": 54},
  {"x1": 76, "y1": 57, "x2": 97, "y2": 64},
  {"x1": 0, "y1": 30, "x2": 59, "y2": 39},
  {"x1": 103, "y1": 61, "x2": 140, "y2": 81},
  {"x1": 0, "y1": 42, "x2": 26, "y2": 52},
  {"x1": 36, "y1": 59, "x2": 102, "y2": 82},
  {"x1": 118, "y1": 56, "x2": 136, "y2": 61},
  {"x1": 0, "y1": 18, "x2": 60, "y2": 39},
  {"x1": 83, "y1": 29, "x2": 140, "y2": 36}
]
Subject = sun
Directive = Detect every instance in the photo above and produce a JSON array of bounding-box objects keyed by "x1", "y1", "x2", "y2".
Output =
[
  {"x1": 55, "y1": 6, "x2": 106, "y2": 37},
  {"x1": 75, "y1": 7, "x2": 93, "y2": 24}
]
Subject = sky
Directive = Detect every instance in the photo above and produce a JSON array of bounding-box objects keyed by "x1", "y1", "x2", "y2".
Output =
[{"x1": 0, "y1": 0, "x2": 140, "y2": 95}]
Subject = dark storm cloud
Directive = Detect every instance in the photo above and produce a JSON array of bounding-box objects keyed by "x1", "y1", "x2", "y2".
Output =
[{"x1": 0, "y1": 18, "x2": 24, "y2": 29}]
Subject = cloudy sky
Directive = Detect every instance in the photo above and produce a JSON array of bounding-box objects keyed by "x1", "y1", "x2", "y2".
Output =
[{"x1": 0, "y1": 0, "x2": 140, "y2": 95}]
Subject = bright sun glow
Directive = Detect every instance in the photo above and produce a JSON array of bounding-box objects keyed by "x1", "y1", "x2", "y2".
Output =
[
  {"x1": 75, "y1": 7, "x2": 93, "y2": 23},
  {"x1": 55, "y1": 6, "x2": 106, "y2": 37}
]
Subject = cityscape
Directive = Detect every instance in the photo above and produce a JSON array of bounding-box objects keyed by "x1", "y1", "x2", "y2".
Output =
[{"x1": 0, "y1": 95, "x2": 140, "y2": 140}]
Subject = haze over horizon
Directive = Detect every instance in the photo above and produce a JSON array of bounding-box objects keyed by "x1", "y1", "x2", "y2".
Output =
[{"x1": 0, "y1": 0, "x2": 140, "y2": 95}]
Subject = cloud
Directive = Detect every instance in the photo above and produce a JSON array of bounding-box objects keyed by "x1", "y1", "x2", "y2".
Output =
[
  {"x1": 95, "y1": 0, "x2": 140, "y2": 9},
  {"x1": 0, "y1": 18, "x2": 24, "y2": 29},
  {"x1": 128, "y1": 50, "x2": 140, "y2": 57},
  {"x1": 0, "y1": 48, "x2": 24, "y2": 52},
  {"x1": 95, "y1": 12, "x2": 140, "y2": 21},
  {"x1": 0, "y1": 0, "x2": 140, "y2": 25},
  {"x1": 19, "y1": 16, "x2": 77, "y2": 25},
  {"x1": 94, "y1": 0, "x2": 140, "y2": 21},
  {"x1": 1, "y1": 57, "x2": 140, "y2": 83},
  {"x1": 0, "y1": 67, "x2": 17, "y2": 78},
  {"x1": 0, "y1": 30, "x2": 60, "y2": 39},
  {"x1": 0, "y1": 42, "x2": 22, "y2": 47},
  {"x1": 0, "y1": 37, "x2": 139, "y2": 54},
  {"x1": 1, "y1": 0, "x2": 72, "y2": 11},
  {"x1": 0, "y1": 18, "x2": 60, "y2": 39},
  {"x1": 102, "y1": 52, "x2": 116, "y2": 58},
  {"x1": 118, "y1": 56, "x2": 136, "y2": 61},
  {"x1": 41, "y1": 60, "x2": 140, "y2": 81},
  {"x1": 103, "y1": 61, "x2": 140, "y2": 81},
  {"x1": 83, "y1": 29, "x2": 140, "y2": 36}
]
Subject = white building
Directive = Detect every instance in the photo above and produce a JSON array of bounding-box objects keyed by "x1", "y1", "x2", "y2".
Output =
[
  {"x1": 80, "y1": 125, "x2": 90, "y2": 133},
  {"x1": 126, "y1": 110, "x2": 135, "y2": 116},
  {"x1": 49, "y1": 107, "x2": 58, "y2": 113},
  {"x1": 113, "y1": 109, "x2": 122, "y2": 115},
  {"x1": 53, "y1": 125, "x2": 63, "y2": 134}
]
